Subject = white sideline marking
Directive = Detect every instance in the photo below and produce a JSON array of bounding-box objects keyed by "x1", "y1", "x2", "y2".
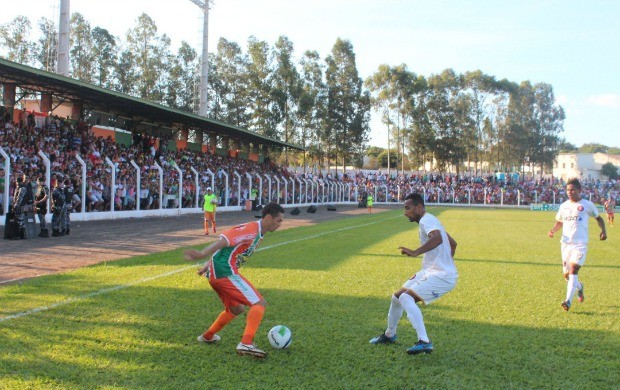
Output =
[{"x1": 0, "y1": 215, "x2": 398, "y2": 323}]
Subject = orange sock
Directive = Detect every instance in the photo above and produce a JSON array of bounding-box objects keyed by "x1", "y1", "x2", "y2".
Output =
[
  {"x1": 204, "y1": 310, "x2": 236, "y2": 339},
  {"x1": 241, "y1": 304, "x2": 265, "y2": 344},
  {"x1": 212, "y1": 221, "x2": 216, "y2": 232}
]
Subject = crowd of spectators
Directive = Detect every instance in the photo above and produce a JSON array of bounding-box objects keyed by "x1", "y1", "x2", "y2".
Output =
[{"x1": 0, "y1": 107, "x2": 618, "y2": 217}]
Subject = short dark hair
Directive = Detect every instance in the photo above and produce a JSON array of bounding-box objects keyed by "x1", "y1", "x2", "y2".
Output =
[
  {"x1": 37, "y1": 177, "x2": 45, "y2": 182},
  {"x1": 404, "y1": 193, "x2": 425, "y2": 206},
  {"x1": 261, "y1": 202, "x2": 284, "y2": 218},
  {"x1": 567, "y1": 178, "x2": 582, "y2": 190}
]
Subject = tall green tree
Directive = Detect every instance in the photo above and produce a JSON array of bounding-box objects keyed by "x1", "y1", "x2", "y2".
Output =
[
  {"x1": 425, "y1": 69, "x2": 469, "y2": 174},
  {"x1": 0, "y1": 16, "x2": 35, "y2": 65},
  {"x1": 529, "y1": 82, "x2": 564, "y2": 173},
  {"x1": 325, "y1": 39, "x2": 370, "y2": 173},
  {"x1": 461, "y1": 70, "x2": 499, "y2": 175},
  {"x1": 35, "y1": 17, "x2": 57, "y2": 72},
  {"x1": 165, "y1": 41, "x2": 199, "y2": 111},
  {"x1": 298, "y1": 50, "x2": 327, "y2": 171},
  {"x1": 70, "y1": 13, "x2": 94, "y2": 83},
  {"x1": 366, "y1": 64, "x2": 397, "y2": 174},
  {"x1": 273, "y1": 36, "x2": 302, "y2": 148},
  {"x1": 125, "y1": 13, "x2": 171, "y2": 102},
  {"x1": 246, "y1": 37, "x2": 276, "y2": 136},
  {"x1": 91, "y1": 27, "x2": 117, "y2": 89},
  {"x1": 112, "y1": 49, "x2": 138, "y2": 95},
  {"x1": 211, "y1": 38, "x2": 249, "y2": 127}
]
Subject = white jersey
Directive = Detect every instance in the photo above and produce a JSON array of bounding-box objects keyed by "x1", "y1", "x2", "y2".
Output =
[
  {"x1": 555, "y1": 198, "x2": 599, "y2": 244},
  {"x1": 418, "y1": 213, "x2": 457, "y2": 276}
]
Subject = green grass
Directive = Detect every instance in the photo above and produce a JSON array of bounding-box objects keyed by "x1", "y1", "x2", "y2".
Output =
[{"x1": 1, "y1": 208, "x2": 618, "y2": 389}]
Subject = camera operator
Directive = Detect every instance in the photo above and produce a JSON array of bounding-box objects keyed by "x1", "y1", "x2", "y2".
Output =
[
  {"x1": 34, "y1": 177, "x2": 50, "y2": 237},
  {"x1": 51, "y1": 179, "x2": 66, "y2": 237}
]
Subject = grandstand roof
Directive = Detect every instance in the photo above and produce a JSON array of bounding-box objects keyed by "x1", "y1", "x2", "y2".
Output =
[{"x1": 0, "y1": 58, "x2": 303, "y2": 151}]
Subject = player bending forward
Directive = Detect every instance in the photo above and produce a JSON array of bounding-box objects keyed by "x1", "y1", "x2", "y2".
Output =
[
  {"x1": 184, "y1": 202, "x2": 284, "y2": 358},
  {"x1": 370, "y1": 193, "x2": 458, "y2": 354}
]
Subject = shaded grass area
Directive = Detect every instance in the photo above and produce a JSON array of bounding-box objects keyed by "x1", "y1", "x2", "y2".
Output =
[{"x1": 1, "y1": 208, "x2": 618, "y2": 388}]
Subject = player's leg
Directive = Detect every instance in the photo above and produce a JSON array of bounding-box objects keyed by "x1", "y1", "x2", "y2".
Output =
[
  {"x1": 400, "y1": 272, "x2": 457, "y2": 354},
  {"x1": 211, "y1": 212, "x2": 216, "y2": 233},
  {"x1": 199, "y1": 279, "x2": 242, "y2": 343},
  {"x1": 203, "y1": 211, "x2": 209, "y2": 235},
  {"x1": 562, "y1": 244, "x2": 586, "y2": 311},
  {"x1": 225, "y1": 274, "x2": 268, "y2": 357},
  {"x1": 370, "y1": 292, "x2": 403, "y2": 344}
]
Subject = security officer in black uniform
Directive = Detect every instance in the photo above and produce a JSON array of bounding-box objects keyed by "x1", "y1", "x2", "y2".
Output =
[
  {"x1": 63, "y1": 178, "x2": 74, "y2": 235},
  {"x1": 51, "y1": 179, "x2": 66, "y2": 236},
  {"x1": 12, "y1": 176, "x2": 29, "y2": 238},
  {"x1": 34, "y1": 177, "x2": 50, "y2": 237}
]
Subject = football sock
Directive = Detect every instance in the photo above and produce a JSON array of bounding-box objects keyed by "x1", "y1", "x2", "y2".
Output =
[
  {"x1": 212, "y1": 221, "x2": 216, "y2": 232},
  {"x1": 241, "y1": 304, "x2": 265, "y2": 345},
  {"x1": 386, "y1": 294, "x2": 403, "y2": 337},
  {"x1": 399, "y1": 293, "x2": 429, "y2": 343},
  {"x1": 204, "y1": 310, "x2": 236, "y2": 339},
  {"x1": 566, "y1": 274, "x2": 580, "y2": 302}
]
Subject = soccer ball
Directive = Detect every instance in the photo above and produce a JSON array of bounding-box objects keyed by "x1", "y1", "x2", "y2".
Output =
[{"x1": 267, "y1": 325, "x2": 292, "y2": 349}]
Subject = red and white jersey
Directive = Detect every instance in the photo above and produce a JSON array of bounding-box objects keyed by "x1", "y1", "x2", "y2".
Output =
[
  {"x1": 604, "y1": 200, "x2": 615, "y2": 214},
  {"x1": 555, "y1": 199, "x2": 599, "y2": 244}
]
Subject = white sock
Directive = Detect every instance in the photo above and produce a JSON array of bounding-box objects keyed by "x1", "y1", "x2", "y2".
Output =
[
  {"x1": 385, "y1": 295, "x2": 403, "y2": 337},
  {"x1": 399, "y1": 293, "x2": 429, "y2": 342},
  {"x1": 566, "y1": 274, "x2": 580, "y2": 302}
]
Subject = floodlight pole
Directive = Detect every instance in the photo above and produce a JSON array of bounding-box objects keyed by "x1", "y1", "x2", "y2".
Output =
[{"x1": 188, "y1": 0, "x2": 211, "y2": 116}]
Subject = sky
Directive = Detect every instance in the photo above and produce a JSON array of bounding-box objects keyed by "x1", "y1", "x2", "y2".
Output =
[{"x1": 1, "y1": 0, "x2": 619, "y2": 149}]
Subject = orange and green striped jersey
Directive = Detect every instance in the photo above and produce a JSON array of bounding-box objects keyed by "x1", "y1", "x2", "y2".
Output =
[{"x1": 207, "y1": 221, "x2": 263, "y2": 280}]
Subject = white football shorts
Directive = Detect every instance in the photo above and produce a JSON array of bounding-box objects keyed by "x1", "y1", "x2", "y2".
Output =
[
  {"x1": 561, "y1": 242, "x2": 588, "y2": 272},
  {"x1": 402, "y1": 270, "x2": 458, "y2": 305}
]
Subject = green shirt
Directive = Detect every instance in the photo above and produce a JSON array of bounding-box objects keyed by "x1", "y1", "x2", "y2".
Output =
[{"x1": 203, "y1": 193, "x2": 217, "y2": 212}]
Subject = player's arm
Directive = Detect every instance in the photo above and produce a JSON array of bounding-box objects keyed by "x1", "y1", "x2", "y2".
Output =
[
  {"x1": 399, "y1": 230, "x2": 443, "y2": 257},
  {"x1": 447, "y1": 232, "x2": 457, "y2": 258},
  {"x1": 595, "y1": 215, "x2": 607, "y2": 241},
  {"x1": 548, "y1": 221, "x2": 563, "y2": 238},
  {"x1": 184, "y1": 236, "x2": 227, "y2": 263}
]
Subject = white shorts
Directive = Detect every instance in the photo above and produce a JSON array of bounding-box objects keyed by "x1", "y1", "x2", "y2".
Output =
[
  {"x1": 561, "y1": 242, "x2": 588, "y2": 272},
  {"x1": 402, "y1": 270, "x2": 458, "y2": 305}
]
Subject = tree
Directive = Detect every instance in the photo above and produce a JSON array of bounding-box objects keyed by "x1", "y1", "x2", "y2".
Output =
[
  {"x1": 601, "y1": 162, "x2": 618, "y2": 180},
  {"x1": 529, "y1": 82, "x2": 564, "y2": 173},
  {"x1": 246, "y1": 37, "x2": 277, "y2": 137},
  {"x1": 325, "y1": 38, "x2": 370, "y2": 173},
  {"x1": 35, "y1": 17, "x2": 57, "y2": 72},
  {"x1": 425, "y1": 69, "x2": 469, "y2": 174},
  {"x1": 70, "y1": 13, "x2": 94, "y2": 83},
  {"x1": 272, "y1": 36, "x2": 302, "y2": 149},
  {"x1": 558, "y1": 140, "x2": 578, "y2": 152},
  {"x1": 298, "y1": 50, "x2": 327, "y2": 172},
  {"x1": 0, "y1": 16, "x2": 35, "y2": 65},
  {"x1": 579, "y1": 143, "x2": 608, "y2": 153},
  {"x1": 125, "y1": 13, "x2": 171, "y2": 102},
  {"x1": 165, "y1": 41, "x2": 199, "y2": 111},
  {"x1": 112, "y1": 49, "x2": 138, "y2": 95},
  {"x1": 461, "y1": 70, "x2": 499, "y2": 175},
  {"x1": 211, "y1": 37, "x2": 249, "y2": 127},
  {"x1": 91, "y1": 27, "x2": 117, "y2": 89}
]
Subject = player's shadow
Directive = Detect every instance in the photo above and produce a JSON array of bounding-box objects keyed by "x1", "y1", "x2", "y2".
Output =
[{"x1": 3, "y1": 285, "x2": 617, "y2": 388}]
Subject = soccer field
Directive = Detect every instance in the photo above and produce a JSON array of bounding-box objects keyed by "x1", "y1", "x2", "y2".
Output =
[{"x1": 1, "y1": 208, "x2": 618, "y2": 389}]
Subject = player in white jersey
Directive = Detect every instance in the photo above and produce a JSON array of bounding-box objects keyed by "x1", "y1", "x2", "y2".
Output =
[
  {"x1": 548, "y1": 178, "x2": 607, "y2": 311},
  {"x1": 370, "y1": 193, "x2": 458, "y2": 354}
]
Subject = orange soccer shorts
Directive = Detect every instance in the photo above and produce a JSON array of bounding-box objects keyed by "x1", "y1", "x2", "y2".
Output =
[{"x1": 209, "y1": 274, "x2": 263, "y2": 309}]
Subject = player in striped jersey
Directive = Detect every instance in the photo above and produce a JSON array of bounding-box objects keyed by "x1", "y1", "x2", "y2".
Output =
[{"x1": 184, "y1": 202, "x2": 284, "y2": 358}]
